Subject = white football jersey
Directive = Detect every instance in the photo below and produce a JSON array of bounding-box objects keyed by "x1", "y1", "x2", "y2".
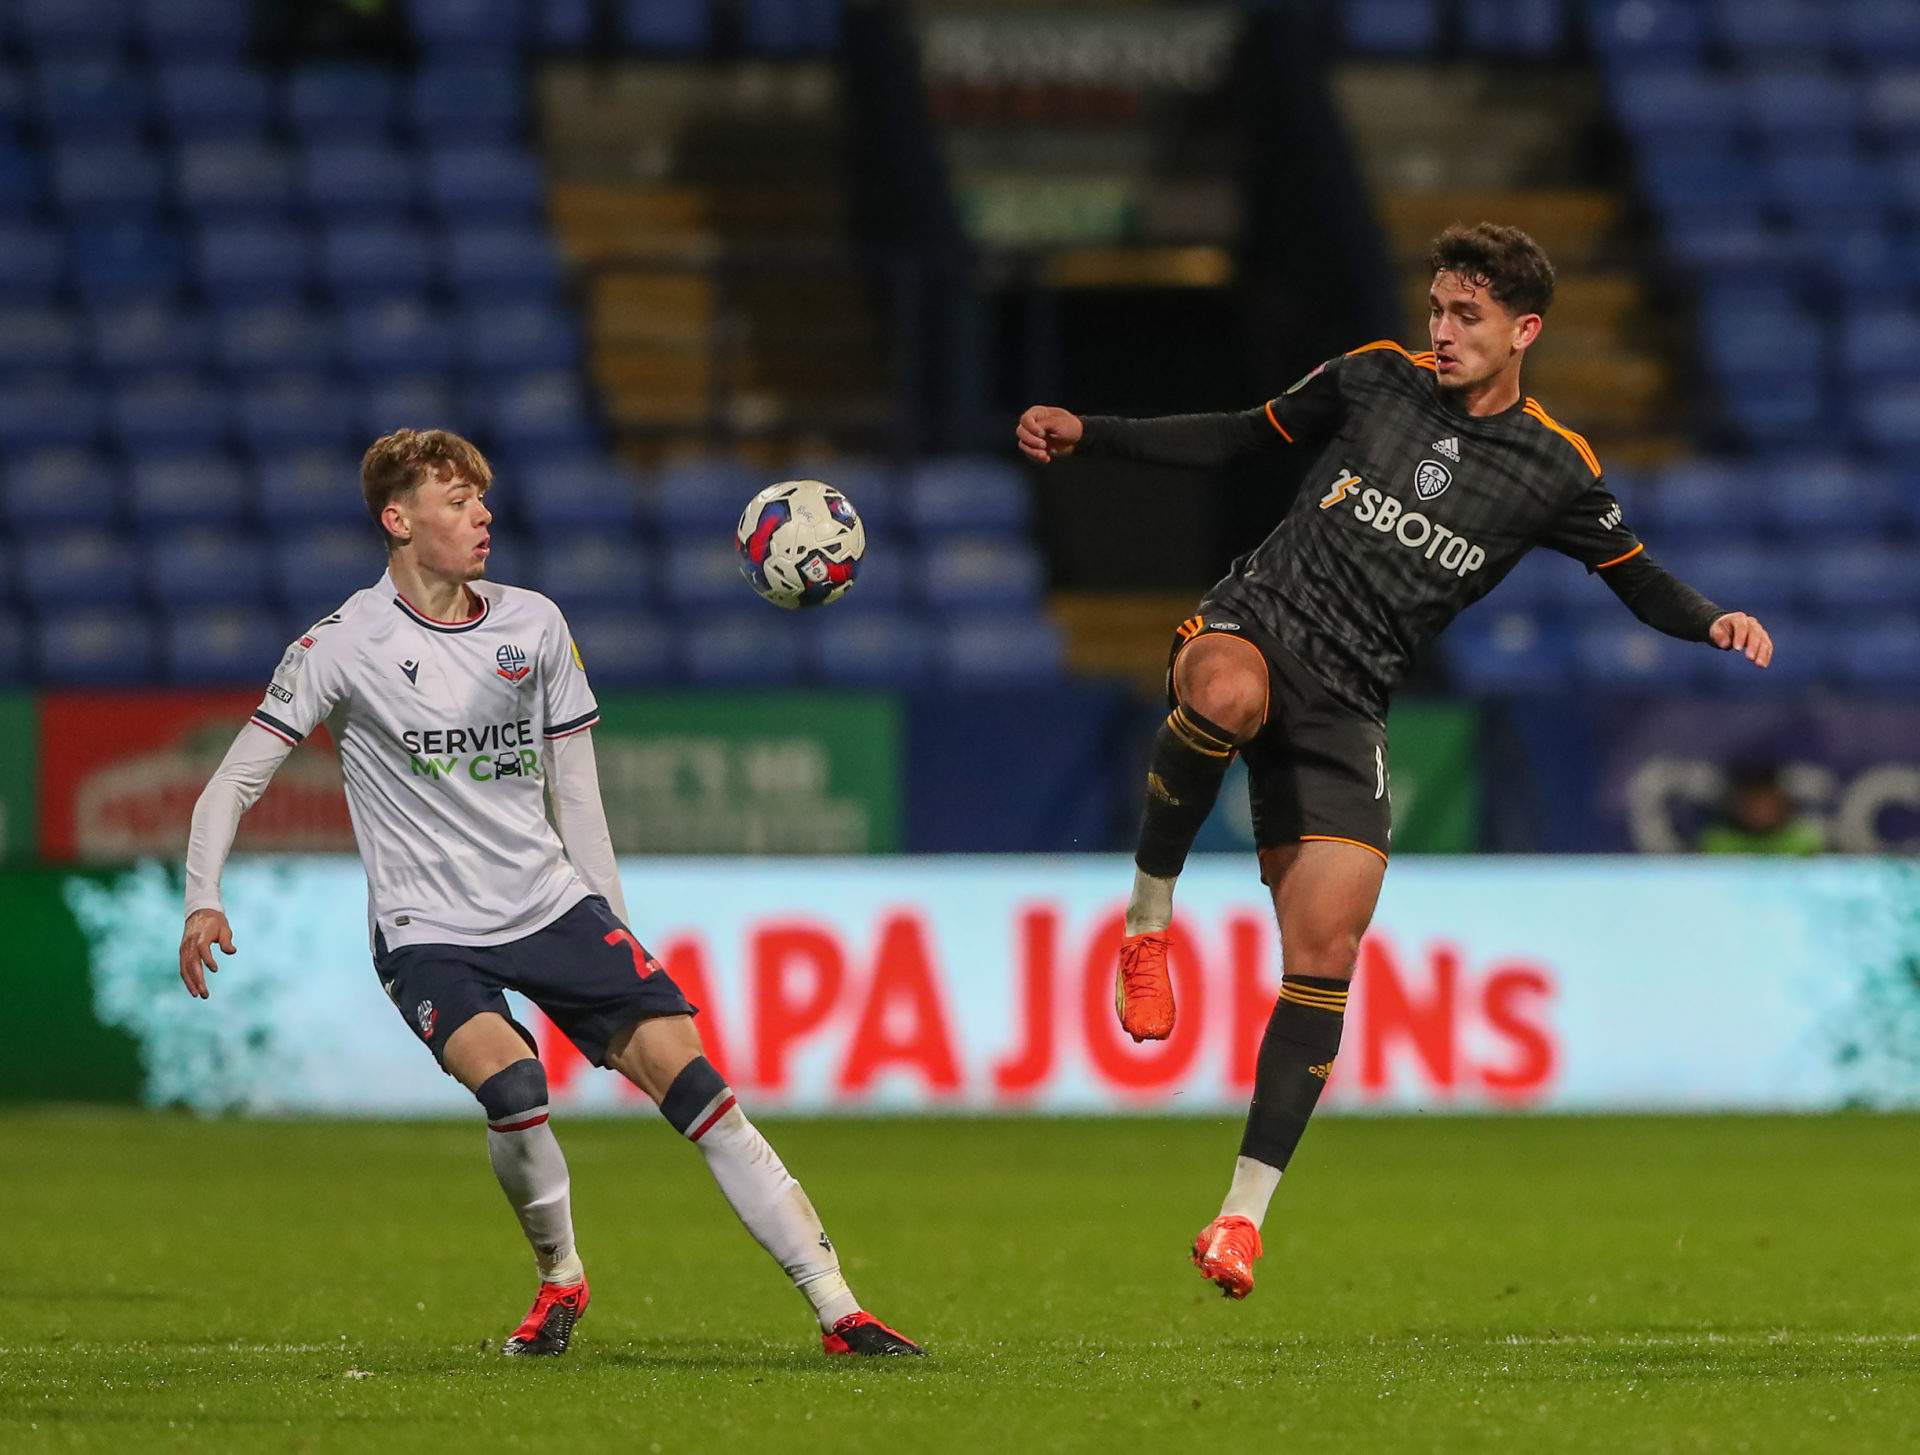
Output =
[{"x1": 251, "y1": 570, "x2": 601, "y2": 952}]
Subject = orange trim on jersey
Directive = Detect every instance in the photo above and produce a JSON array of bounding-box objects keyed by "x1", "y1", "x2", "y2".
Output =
[
  {"x1": 1263, "y1": 399, "x2": 1294, "y2": 442},
  {"x1": 1299, "y1": 834, "x2": 1390, "y2": 865},
  {"x1": 1175, "y1": 614, "x2": 1205, "y2": 640},
  {"x1": 1345, "y1": 340, "x2": 1437, "y2": 372},
  {"x1": 1595, "y1": 542, "x2": 1645, "y2": 570},
  {"x1": 1522, "y1": 399, "x2": 1603, "y2": 477}
]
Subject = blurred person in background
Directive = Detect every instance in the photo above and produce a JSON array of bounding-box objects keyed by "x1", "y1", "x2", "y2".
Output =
[{"x1": 1699, "y1": 760, "x2": 1824, "y2": 856}]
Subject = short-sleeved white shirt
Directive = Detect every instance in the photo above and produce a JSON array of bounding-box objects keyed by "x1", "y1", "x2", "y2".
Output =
[{"x1": 251, "y1": 571, "x2": 601, "y2": 952}]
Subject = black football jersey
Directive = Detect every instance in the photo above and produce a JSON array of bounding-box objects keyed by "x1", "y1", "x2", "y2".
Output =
[{"x1": 1197, "y1": 341, "x2": 1646, "y2": 721}]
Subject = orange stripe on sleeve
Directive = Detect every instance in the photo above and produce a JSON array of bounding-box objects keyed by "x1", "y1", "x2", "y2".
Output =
[
  {"x1": 1263, "y1": 399, "x2": 1293, "y2": 442},
  {"x1": 1595, "y1": 542, "x2": 1644, "y2": 569}
]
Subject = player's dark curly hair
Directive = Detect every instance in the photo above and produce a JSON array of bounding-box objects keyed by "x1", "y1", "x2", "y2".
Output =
[
  {"x1": 361, "y1": 428, "x2": 493, "y2": 545},
  {"x1": 1426, "y1": 222, "x2": 1556, "y2": 317}
]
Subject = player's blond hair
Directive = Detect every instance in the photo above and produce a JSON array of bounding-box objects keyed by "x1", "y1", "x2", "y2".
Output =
[{"x1": 361, "y1": 429, "x2": 493, "y2": 547}]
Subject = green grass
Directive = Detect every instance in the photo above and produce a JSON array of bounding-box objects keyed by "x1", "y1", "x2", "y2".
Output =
[{"x1": 3, "y1": 1111, "x2": 1918, "y2": 1454}]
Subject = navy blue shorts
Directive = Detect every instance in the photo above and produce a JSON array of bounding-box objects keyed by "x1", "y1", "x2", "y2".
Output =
[{"x1": 373, "y1": 895, "x2": 697, "y2": 1069}]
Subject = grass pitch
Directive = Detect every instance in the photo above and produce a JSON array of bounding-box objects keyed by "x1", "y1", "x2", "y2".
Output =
[{"x1": 3, "y1": 1111, "x2": 1917, "y2": 1454}]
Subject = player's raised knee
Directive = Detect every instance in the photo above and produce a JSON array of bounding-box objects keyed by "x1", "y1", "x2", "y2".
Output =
[{"x1": 475, "y1": 1057, "x2": 550, "y2": 1132}]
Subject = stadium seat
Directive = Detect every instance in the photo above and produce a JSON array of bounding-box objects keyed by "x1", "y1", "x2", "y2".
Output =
[
  {"x1": 1572, "y1": 623, "x2": 1702, "y2": 689},
  {"x1": 537, "y1": 0, "x2": 597, "y2": 47},
  {"x1": 16, "y1": 0, "x2": 133, "y2": 58},
  {"x1": 138, "y1": 0, "x2": 252, "y2": 60},
  {"x1": 361, "y1": 374, "x2": 461, "y2": 439},
  {"x1": 1, "y1": 449, "x2": 120, "y2": 528},
  {"x1": 409, "y1": 64, "x2": 527, "y2": 142},
  {"x1": 88, "y1": 302, "x2": 212, "y2": 374},
  {"x1": 565, "y1": 609, "x2": 676, "y2": 684},
  {"x1": 162, "y1": 604, "x2": 286, "y2": 684},
  {"x1": 531, "y1": 537, "x2": 655, "y2": 611},
  {"x1": 424, "y1": 145, "x2": 543, "y2": 219},
  {"x1": 1843, "y1": 2, "x2": 1920, "y2": 67},
  {"x1": 240, "y1": 376, "x2": 359, "y2": 453},
  {"x1": 17, "y1": 531, "x2": 141, "y2": 607},
  {"x1": 70, "y1": 222, "x2": 186, "y2": 301},
  {"x1": 662, "y1": 539, "x2": 749, "y2": 607},
  {"x1": 1443, "y1": 607, "x2": 1573, "y2": 692},
  {"x1": 1342, "y1": 0, "x2": 1438, "y2": 53},
  {"x1": 920, "y1": 539, "x2": 1044, "y2": 609},
  {"x1": 445, "y1": 226, "x2": 560, "y2": 301},
  {"x1": 320, "y1": 224, "x2": 437, "y2": 301},
  {"x1": 1590, "y1": 0, "x2": 1707, "y2": 62},
  {"x1": 0, "y1": 65, "x2": 24, "y2": 136},
  {"x1": 1854, "y1": 382, "x2": 1920, "y2": 454},
  {"x1": 459, "y1": 303, "x2": 580, "y2": 373},
  {"x1": 35, "y1": 62, "x2": 152, "y2": 138},
  {"x1": 906, "y1": 456, "x2": 1028, "y2": 536},
  {"x1": 0, "y1": 142, "x2": 48, "y2": 217},
  {"x1": 1767, "y1": 152, "x2": 1890, "y2": 231},
  {"x1": 1805, "y1": 543, "x2": 1920, "y2": 613},
  {"x1": 155, "y1": 64, "x2": 273, "y2": 139},
  {"x1": 145, "y1": 529, "x2": 270, "y2": 607},
  {"x1": 1611, "y1": 70, "x2": 1741, "y2": 150},
  {"x1": 1696, "y1": 301, "x2": 1824, "y2": 384},
  {"x1": 1822, "y1": 230, "x2": 1920, "y2": 300},
  {"x1": 1834, "y1": 621, "x2": 1920, "y2": 687},
  {"x1": 302, "y1": 144, "x2": 420, "y2": 217},
  {"x1": 177, "y1": 141, "x2": 298, "y2": 217},
  {"x1": 1462, "y1": 0, "x2": 1564, "y2": 55},
  {"x1": 656, "y1": 456, "x2": 761, "y2": 535},
  {"x1": 812, "y1": 608, "x2": 934, "y2": 686},
  {"x1": 1715, "y1": 3, "x2": 1834, "y2": 59},
  {"x1": 1767, "y1": 459, "x2": 1902, "y2": 536},
  {"x1": 407, "y1": 0, "x2": 526, "y2": 53},
  {"x1": 273, "y1": 528, "x2": 386, "y2": 614},
  {"x1": 1722, "y1": 377, "x2": 1829, "y2": 448},
  {"x1": 0, "y1": 611, "x2": 26, "y2": 684},
  {"x1": 111, "y1": 376, "x2": 231, "y2": 452},
  {"x1": 257, "y1": 451, "x2": 365, "y2": 527},
  {"x1": 213, "y1": 304, "x2": 339, "y2": 374},
  {"x1": 938, "y1": 612, "x2": 1065, "y2": 686},
  {"x1": 35, "y1": 608, "x2": 157, "y2": 684},
  {"x1": 742, "y1": 0, "x2": 839, "y2": 54},
  {"x1": 285, "y1": 66, "x2": 402, "y2": 142},
  {"x1": 486, "y1": 373, "x2": 595, "y2": 453},
  {"x1": 620, "y1": 0, "x2": 715, "y2": 52},
  {"x1": 1639, "y1": 153, "x2": 1766, "y2": 217},
  {"x1": 128, "y1": 454, "x2": 250, "y2": 527},
  {"x1": 0, "y1": 306, "x2": 83, "y2": 370},
  {"x1": 194, "y1": 223, "x2": 313, "y2": 302},
  {"x1": 519, "y1": 457, "x2": 644, "y2": 535},
  {"x1": 680, "y1": 611, "x2": 802, "y2": 685},
  {"x1": 1658, "y1": 543, "x2": 1800, "y2": 614},
  {"x1": 0, "y1": 226, "x2": 65, "y2": 297},
  {"x1": 52, "y1": 142, "x2": 167, "y2": 216},
  {"x1": 341, "y1": 300, "x2": 457, "y2": 376},
  {"x1": 0, "y1": 377, "x2": 104, "y2": 450}
]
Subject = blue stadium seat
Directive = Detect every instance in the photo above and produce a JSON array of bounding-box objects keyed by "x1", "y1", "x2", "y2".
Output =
[
  {"x1": 0, "y1": 65, "x2": 25, "y2": 135},
  {"x1": 830, "y1": 545, "x2": 906, "y2": 608},
  {"x1": 17, "y1": 0, "x2": 133, "y2": 58},
  {"x1": 0, "y1": 141, "x2": 48, "y2": 217},
  {"x1": 128, "y1": 453, "x2": 249, "y2": 526},
  {"x1": 1, "y1": 449, "x2": 120, "y2": 528},
  {"x1": 145, "y1": 529, "x2": 270, "y2": 606},
  {"x1": 361, "y1": 373, "x2": 461, "y2": 438},
  {"x1": 0, "y1": 378, "x2": 104, "y2": 450},
  {"x1": 1697, "y1": 300, "x2": 1824, "y2": 383},
  {"x1": 906, "y1": 456, "x2": 1028, "y2": 536},
  {"x1": 321, "y1": 224, "x2": 437, "y2": 301},
  {"x1": 18, "y1": 531, "x2": 141, "y2": 607},
  {"x1": 566, "y1": 609, "x2": 676, "y2": 684},
  {"x1": 920, "y1": 539, "x2": 1044, "y2": 609},
  {"x1": 285, "y1": 66, "x2": 402, "y2": 142},
  {"x1": 154, "y1": 64, "x2": 272, "y2": 139},
  {"x1": 1854, "y1": 383, "x2": 1920, "y2": 454},
  {"x1": 531, "y1": 537, "x2": 655, "y2": 611},
  {"x1": 1806, "y1": 543, "x2": 1920, "y2": 613},
  {"x1": 742, "y1": 0, "x2": 839, "y2": 54},
  {"x1": 35, "y1": 62, "x2": 152, "y2": 138},
  {"x1": 407, "y1": 0, "x2": 525, "y2": 53},
  {"x1": 36, "y1": 608, "x2": 157, "y2": 684},
  {"x1": 1659, "y1": 543, "x2": 1800, "y2": 614},
  {"x1": 1722, "y1": 376, "x2": 1829, "y2": 447},
  {"x1": 680, "y1": 611, "x2": 802, "y2": 685},
  {"x1": 0, "y1": 226, "x2": 64, "y2": 297},
  {"x1": 1612, "y1": 70, "x2": 1741, "y2": 149},
  {"x1": 52, "y1": 142, "x2": 166, "y2": 216},
  {"x1": 256, "y1": 450, "x2": 364, "y2": 526},
  {"x1": 409, "y1": 64, "x2": 526, "y2": 142},
  {"x1": 1443, "y1": 607, "x2": 1573, "y2": 692},
  {"x1": 177, "y1": 141, "x2": 297, "y2": 217},
  {"x1": 1590, "y1": 0, "x2": 1706, "y2": 62},
  {"x1": 939, "y1": 612, "x2": 1064, "y2": 686},
  {"x1": 138, "y1": 0, "x2": 252, "y2": 61},
  {"x1": 486, "y1": 372, "x2": 595, "y2": 452},
  {"x1": 1766, "y1": 152, "x2": 1890, "y2": 230},
  {"x1": 272, "y1": 528, "x2": 385, "y2": 613},
  {"x1": 70, "y1": 222, "x2": 184, "y2": 300},
  {"x1": 239, "y1": 375, "x2": 358, "y2": 452},
  {"x1": 812, "y1": 609, "x2": 932, "y2": 686},
  {"x1": 476, "y1": 530, "x2": 529, "y2": 588},
  {"x1": 662, "y1": 539, "x2": 749, "y2": 607},
  {"x1": 459, "y1": 303, "x2": 579, "y2": 372},
  {"x1": 302, "y1": 144, "x2": 419, "y2": 217},
  {"x1": 162, "y1": 604, "x2": 286, "y2": 684},
  {"x1": 193, "y1": 223, "x2": 312, "y2": 302},
  {"x1": 657, "y1": 456, "x2": 759, "y2": 535},
  {"x1": 1714, "y1": 1, "x2": 1833, "y2": 58},
  {"x1": 214, "y1": 304, "x2": 339, "y2": 374},
  {"x1": 538, "y1": 0, "x2": 596, "y2": 46},
  {"x1": 424, "y1": 145, "x2": 543, "y2": 220},
  {"x1": 1841, "y1": 309, "x2": 1920, "y2": 378},
  {"x1": 0, "y1": 306, "x2": 82, "y2": 370},
  {"x1": 88, "y1": 301, "x2": 211, "y2": 374},
  {"x1": 0, "y1": 611, "x2": 27, "y2": 684},
  {"x1": 1647, "y1": 461, "x2": 1749, "y2": 538},
  {"x1": 1639, "y1": 153, "x2": 1766, "y2": 217},
  {"x1": 1834, "y1": 621, "x2": 1920, "y2": 688},
  {"x1": 1822, "y1": 229, "x2": 1920, "y2": 299},
  {"x1": 1462, "y1": 0, "x2": 1564, "y2": 55},
  {"x1": 341, "y1": 300, "x2": 456, "y2": 375},
  {"x1": 620, "y1": 0, "x2": 714, "y2": 51},
  {"x1": 445, "y1": 225, "x2": 560, "y2": 301},
  {"x1": 1343, "y1": 0, "x2": 1438, "y2": 53},
  {"x1": 1573, "y1": 623, "x2": 1702, "y2": 688},
  {"x1": 1846, "y1": 3, "x2": 1920, "y2": 68},
  {"x1": 516, "y1": 457, "x2": 640, "y2": 536}
]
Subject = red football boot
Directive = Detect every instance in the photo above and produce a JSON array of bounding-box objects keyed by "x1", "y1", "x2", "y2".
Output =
[
  {"x1": 1116, "y1": 930, "x2": 1176, "y2": 1041},
  {"x1": 821, "y1": 1311, "x2": 925, "y2": 1356},
  {"x1": 1192, "y1": 1216, "x2": 1262, "y2": 1300},
  {"x1": 501, "y1": 1278, "x2": 590, "y2": 1356}
]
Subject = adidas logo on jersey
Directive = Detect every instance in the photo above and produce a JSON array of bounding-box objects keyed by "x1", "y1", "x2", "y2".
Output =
[{"x1": 1431, "y1": 436, "x2": 1460, "y2": 462}]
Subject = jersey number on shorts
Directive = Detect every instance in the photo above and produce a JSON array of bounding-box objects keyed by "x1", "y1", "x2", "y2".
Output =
[{"x1": 604, "y1": 927, "x2": 662, "y2": 980}]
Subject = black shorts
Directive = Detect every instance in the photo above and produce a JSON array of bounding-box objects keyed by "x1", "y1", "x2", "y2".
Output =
[
  {"x1": 373, "y1": 895, "x2": 698, "y2": 1070},
  {"x1": 1167, "y1": 609, "x2": 1391, "y2": 862}
]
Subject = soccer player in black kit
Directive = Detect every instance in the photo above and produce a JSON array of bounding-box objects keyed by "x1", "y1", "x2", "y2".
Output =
[{"x1": 1016, "y1": 224, "x2": 1773, "y2": 1300}]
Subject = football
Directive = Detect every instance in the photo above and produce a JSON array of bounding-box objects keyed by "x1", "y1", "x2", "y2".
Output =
[{"x1": 735, "y1": 479, "x2": 867, "y2": 609}]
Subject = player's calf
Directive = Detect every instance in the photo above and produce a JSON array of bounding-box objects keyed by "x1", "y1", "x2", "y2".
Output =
[{"x1": 477, "y1": 1058, "x2": 584, "y2": 1289}]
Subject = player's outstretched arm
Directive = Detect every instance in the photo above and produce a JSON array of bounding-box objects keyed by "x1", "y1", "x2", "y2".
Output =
[
  {"x1": 1017, "y1": 403, "x2": 1281, "y2": 469},
  {"x1": 545, "y1": 730, "x2": 632, "y2": 925},
  {"x1": 178, "y1": 723, "x2": 295, "y2": 998},
  {"x1": 179, "y1": 908, "x2": 235, "y2": 1000},
  {"x1": 1709, "y1": 611, "x2": 1774, "y2": 668},
  {"x1": 1597, "y1": 553, "x2": 1772, "y2": 669}
]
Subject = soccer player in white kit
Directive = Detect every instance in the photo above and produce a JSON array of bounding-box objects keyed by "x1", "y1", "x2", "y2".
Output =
[{"x1": 178, "y1": 429, "x2": 922, "y2": 1357}]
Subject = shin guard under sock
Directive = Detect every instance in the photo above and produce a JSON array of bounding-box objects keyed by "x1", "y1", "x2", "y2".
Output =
[
  {"x1": 1133, "y1": 704, "x2": 1239, "y2": 880},
  {"x1": 1238, "y1": 976, "x2": 1349, "y2": 1181}
]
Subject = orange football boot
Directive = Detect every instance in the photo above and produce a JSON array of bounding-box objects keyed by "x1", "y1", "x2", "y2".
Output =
[
  {"x1": 1192, "y1": 1215, "x2": 1262, "y2": 1300},
  {"x1": 1116, "y1": 930, "x2": 1175, "y2": 1041}
]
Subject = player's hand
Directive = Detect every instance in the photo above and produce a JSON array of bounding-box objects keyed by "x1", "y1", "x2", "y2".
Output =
[
  {"x1": 179, "y1": 908, "x2": 235, "y2": 999},
  {"x1": 1016, "y1": 406, "x2": 1083, "y2": 463},
  {"x1": 1710, "y1": 612, "x2": 1772, "y2": 668}
]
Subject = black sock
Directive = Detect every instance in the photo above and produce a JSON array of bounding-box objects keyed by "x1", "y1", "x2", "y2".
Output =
[
  {"x1": 1239, "y1": 975, "x2": 1348, "y2": 1170},
  {"x1": 1133, "y1": 705, "x2": 1237, "y2": 879}
]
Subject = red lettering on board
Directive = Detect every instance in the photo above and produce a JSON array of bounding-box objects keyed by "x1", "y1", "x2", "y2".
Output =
[
  {"x1": 657, "y1": 936, "x2": 731, "y2": 1086},
  {"x1": 839, "y1": 913, "x2": 962, "y2": 1094},
  {"x1": 751, "y1": 923, "x2": 845, "y2": 1090},
  {"x1": 1227, "y1": 913, "x2": 1278, "y2": 1091},
  {"x1": 993, "y1": 906, "x2": 1057, "y2": 1097},
  {"x1": 1080, "y1": 911, "x2": 1206, "y2": 1091},
  {"x1": 1476, "y1": 964, "x2": 1557, "y2": 1098},
  {"x1": 1359, "y1": 936, "x2": 1458, "y2": 1093}
]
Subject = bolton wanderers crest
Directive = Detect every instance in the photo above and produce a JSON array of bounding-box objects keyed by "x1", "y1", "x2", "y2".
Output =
[
  {"x1": 496, "y1": 643, "x2": 531, "y2": 682},
  {"x1": 1414, "y1": 459, "x2": 1453, "y2": 501}
]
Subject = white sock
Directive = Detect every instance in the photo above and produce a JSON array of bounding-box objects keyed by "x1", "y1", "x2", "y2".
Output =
[
  {"x1": 486, "y1": 1118, "x2": 583, "y2": 1286},
  {"x1": 692, "y1": 1103, "x2": 860, "y2": 1330},
  {"x1": 1124, "y1": 868, "x2": 1177, "y2": 936},
  {"x1": 1219, "y1": 1155, "x2": 1282, "y2": 1229}
]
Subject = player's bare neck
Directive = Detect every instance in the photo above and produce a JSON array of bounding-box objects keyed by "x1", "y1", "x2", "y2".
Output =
[
  {"x1": 388, "y1": 550, "x2": 480, "y2": 624},
  {"x1": 1439, "y1": 364, "x2": 1524, "y2": 419}
]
